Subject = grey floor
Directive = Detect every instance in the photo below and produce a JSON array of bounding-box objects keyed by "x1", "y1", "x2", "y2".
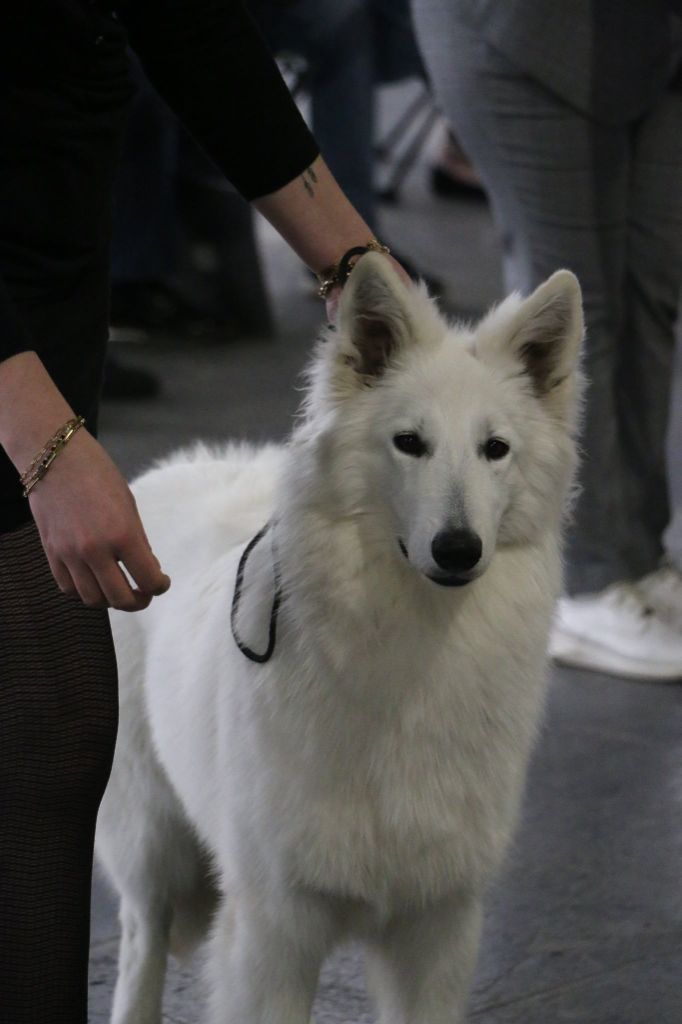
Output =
[{"x1": 91, "y1": 91, "x2": 682, "y2": 1023}]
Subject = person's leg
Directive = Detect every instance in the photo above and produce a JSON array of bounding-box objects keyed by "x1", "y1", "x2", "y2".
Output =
[
  {"x1": 411, "y1": 3, "x2": 682, "y2": 677},
  {"x1": 0, "y1": 522, "x2": 118, "y2": 1022},
  {"x1": 664, "y1": 508, "x2": 682, "y2": 572},
  {"x1": 176, "y1": 131, "x2": 274, "y2": 337},
  {"x1": 617, "y1": 83, "x2": 682, "y2": 578},
  {"x1": 111, "y1": 58, "x2": 179, "y2": 287},
  {"x1": 621, "y1": 81, "x2": 682, "y2": 628},
  {"x1": 411, "y1": 3, "x2": 631, "y2": 594}
]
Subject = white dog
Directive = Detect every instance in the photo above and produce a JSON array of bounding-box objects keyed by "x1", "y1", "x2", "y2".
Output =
[{"x1": 96, "y1": 255, "x2": 583, "y2": 1024}]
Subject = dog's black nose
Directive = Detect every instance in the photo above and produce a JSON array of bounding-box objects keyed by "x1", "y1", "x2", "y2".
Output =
[{"x1": 431, "y1": 529, "x2": 482, "y2": 573}]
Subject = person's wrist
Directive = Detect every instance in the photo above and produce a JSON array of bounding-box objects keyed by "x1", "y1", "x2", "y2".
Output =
[
  {"x1": 0, "y1": 352, "x2": 75, "y2": 471},
  {"x1": 315, "y1": 239, "x2": 391, "y2": 299},
  {"x1": 20, "y1": 415, "x2": 86, "y2": 498},
  {"x1": 3, "y1": 404, "x2": 77, "y2": 476},
  {"x1": 322, "y1": 250, "x2": 412, "y2": 323}
]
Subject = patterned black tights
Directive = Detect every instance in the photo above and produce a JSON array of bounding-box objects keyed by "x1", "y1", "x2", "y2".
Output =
[{"x1": 0, "y1": 521, "x2": 118, "y2": 1022}]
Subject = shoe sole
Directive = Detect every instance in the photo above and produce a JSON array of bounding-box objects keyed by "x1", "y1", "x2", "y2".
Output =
[
  {"x1": 550, "y1": 629, "x2": 682, "y2": 681},
  {"x1": 109, "y1": 325, "x2": 150, "y2": 344}
]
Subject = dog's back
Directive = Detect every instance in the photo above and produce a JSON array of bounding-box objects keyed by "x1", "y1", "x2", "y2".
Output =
[{"x1": 129, "y1": 440, "x2": 284, "y2": 571}]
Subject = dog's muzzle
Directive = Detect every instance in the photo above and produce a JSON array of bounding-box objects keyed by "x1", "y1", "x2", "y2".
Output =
[
  {"x1": 426, "y1": 571, "x2": 475, "y2": 588},
  {"x1": 399, "y1": 530, "x2": 483, "y2": 587},
  {"x1": 398, "y1": 536, "x2": 478, "y2": 588}
]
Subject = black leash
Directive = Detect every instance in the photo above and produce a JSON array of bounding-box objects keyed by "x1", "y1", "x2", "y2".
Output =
[{"x1": 230, "y1": 522, "x2": 282, "y2": 663}]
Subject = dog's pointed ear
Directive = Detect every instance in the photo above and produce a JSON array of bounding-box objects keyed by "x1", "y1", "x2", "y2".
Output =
[
  {"x1": 337, "y1": 253, "x2": 414, "y2": 379},
  {"x1": 507, "y1": 270, "x2": 583, "y2": 396},
  {"x1": 477, "y1": 270, "x2": 584, "y2": 417}
]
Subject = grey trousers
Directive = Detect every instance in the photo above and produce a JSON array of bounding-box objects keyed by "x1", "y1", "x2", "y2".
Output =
[{"x1": 412, "y1": 4, "x2": 682, "y2": 593}]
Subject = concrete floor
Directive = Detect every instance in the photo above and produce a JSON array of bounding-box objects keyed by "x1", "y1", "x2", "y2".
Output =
[{"x1": 92, "y1": 93, "x2": 682, "y2": 1023}]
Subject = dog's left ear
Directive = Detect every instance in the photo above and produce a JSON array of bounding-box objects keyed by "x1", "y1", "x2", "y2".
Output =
[
  {"x1": 477, "y1": 270, "x2": 584, "y2": 417},
  {"x1": 507, "y1": 270, "x2": 583, "y2": 397},
  {"x1": 337, "y1": 253, "x2": 414, "y2": 380}
]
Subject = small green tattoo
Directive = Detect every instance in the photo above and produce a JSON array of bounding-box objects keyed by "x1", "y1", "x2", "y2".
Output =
[{"x1": 302, "y1": 166, "x2": 318, "y2": 196}]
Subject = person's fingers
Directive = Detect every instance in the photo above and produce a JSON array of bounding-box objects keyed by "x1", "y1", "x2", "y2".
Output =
[
  {"x1": 90, "y1": 555, "x2": 153, "y2": 612},
  {"x1": 118, "y1": 538, "x2": 171, "y2": 598},
  {"x1": 67, "y1": 560, "x2": 108, "y2": 609},
  {"x1": 26, "y1": 430, "x2": 171, "y2": 611},
  {"x1": 49, "y1": 556, "x2": 78, "y2": 599}
]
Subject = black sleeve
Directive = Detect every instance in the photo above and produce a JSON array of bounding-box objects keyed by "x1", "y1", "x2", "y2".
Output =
[
  {"x1": 116, "y1": 0, "x2": 320, "y2": 200},
  {"x1": 0, "y1": 274, "x2": 34, "y2": 363}
]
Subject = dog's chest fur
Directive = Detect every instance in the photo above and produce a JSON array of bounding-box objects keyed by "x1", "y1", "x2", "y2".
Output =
[
  {"x1": 141, "y1": 460, "x2": 559, "y2": 923},
  {"x1": 228, "y1": 538, "x2": 555, "y2": 914}
]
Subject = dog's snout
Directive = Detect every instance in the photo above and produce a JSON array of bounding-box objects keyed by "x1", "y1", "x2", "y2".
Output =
[{"x1": 431, "y1": 529, "x2": 482, "y2": 573}]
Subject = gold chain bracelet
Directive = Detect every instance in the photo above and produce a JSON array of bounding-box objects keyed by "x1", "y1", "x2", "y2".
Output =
[
  {"x1": 20, "y1": 416, "x2": 85, "y2": 498},
  {"x1": 316, "y1": 238, "x2": 390, "y2": 299}
]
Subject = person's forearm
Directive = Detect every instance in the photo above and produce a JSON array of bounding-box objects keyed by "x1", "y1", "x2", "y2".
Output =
[
  {"x1": 0, "y1": 351, "x2": 75, "y2": 473},
  {"x1": 252, "y1": 156, "x2": 375, "y2": 275}
]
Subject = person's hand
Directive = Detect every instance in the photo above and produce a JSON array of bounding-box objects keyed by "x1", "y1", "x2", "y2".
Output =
[{"x1": 28, "y1": 428, "x2": 170, "y2": 612}]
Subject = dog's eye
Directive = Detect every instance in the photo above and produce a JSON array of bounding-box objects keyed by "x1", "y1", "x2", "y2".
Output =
[
  {"x1": 484, "y1": 437, "x2": 510, "y2": 461},
  {"x1": 393, "y1": 432, "x2": 427, "y2": 457}
]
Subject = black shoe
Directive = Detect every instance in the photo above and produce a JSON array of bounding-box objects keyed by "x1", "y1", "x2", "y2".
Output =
[
  {"x1": 430, "y1": 165, "x2": 487, "y2": 202},
  {"x1": 388, "y1": 247, "x2": 444, "y2": 298},
  {"x1": 102, "y1": 355, "x2": 161, "y2": 401}
]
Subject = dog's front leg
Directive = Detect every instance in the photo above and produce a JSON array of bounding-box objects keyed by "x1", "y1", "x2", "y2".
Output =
[
  {"x1": 110, "y1": 896, "x2": 171, "y2": 1024},
  {"x1": 366, "y1": 893, "x2": 483, "y2": 1024},
  {"x1": 205, "y1": 889, "x2": 334, "y2": 1024}
]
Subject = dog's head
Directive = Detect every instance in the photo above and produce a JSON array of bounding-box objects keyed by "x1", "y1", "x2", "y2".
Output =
[{"x1": 300, "y1": 254, "x2": 583, "y2": 588}]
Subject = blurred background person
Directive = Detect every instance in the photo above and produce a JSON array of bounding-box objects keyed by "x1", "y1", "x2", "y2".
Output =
[
  {"x1": 248, "y1": 0, "x2": 442, "y2": 285},
  {"x1": 103, "y1": 0, "x2": 430, "y2": 400},
  {"x1": 110, "y1": 59, "x2": 273, "y2": 348},
  {"x1": 412, "y1": 0, "x2": 682, "y2": 681},
  {"x1": 104, "y1": 54, "x2": 276, "y2": 400},
  {"x1": 430, "y1": 125, "x2": 486, "y2": 201}
]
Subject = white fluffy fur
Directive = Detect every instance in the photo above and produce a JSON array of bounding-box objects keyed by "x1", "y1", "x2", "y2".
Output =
[{"x1": 96, "y1": 256, "x2": 584, "y2": 1024}]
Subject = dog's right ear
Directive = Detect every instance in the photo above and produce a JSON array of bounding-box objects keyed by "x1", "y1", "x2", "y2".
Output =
[{"x1": 336, "y1": 253, "x2": 414, "y2": 381}]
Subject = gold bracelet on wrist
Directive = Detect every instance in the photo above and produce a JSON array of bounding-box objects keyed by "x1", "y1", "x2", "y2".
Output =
[
  {"x1": 20, "y1": 415, "x2": 85, "y2": 498},
  {"x1": 316, "y1": 238, "x2": 390, "y2": 299}
]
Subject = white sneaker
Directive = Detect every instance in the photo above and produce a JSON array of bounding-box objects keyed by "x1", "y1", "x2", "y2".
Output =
[
  {"x1": 636, "y1": 562, "x2": 682, "y2": 630},
  {"x1": 550, "y1": 581, "x2": 682, "y2": 680}
]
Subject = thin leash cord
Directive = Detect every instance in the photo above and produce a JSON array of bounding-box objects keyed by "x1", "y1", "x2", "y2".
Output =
[{"x1": 230, "y1": 521, "x2": 282, "y2": 663}]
